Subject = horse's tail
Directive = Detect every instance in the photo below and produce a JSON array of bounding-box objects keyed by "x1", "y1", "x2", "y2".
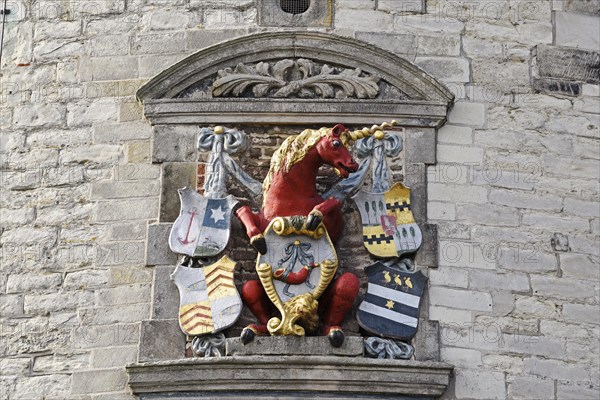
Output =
[{"x1": 348, "y1": 120, "x2": 398, "y2": 141}]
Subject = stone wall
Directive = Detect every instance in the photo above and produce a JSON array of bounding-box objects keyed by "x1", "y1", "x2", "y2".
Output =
[{"x1": 0, "y1": 1, "x2": 598, "y2": 399}]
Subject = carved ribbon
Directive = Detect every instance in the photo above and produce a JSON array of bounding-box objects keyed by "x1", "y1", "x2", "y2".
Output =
[
  {"x1": 197, "y1": 127, "x2": 262, "y2": 199},
  {"x1": 324, "y1": 130, "x2": 403, "y2": 201},
  {"x1": 355, "y1": 131, "x2": 403, "y2": 193}
]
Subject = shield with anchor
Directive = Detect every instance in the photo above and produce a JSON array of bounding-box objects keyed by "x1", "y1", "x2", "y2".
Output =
[
  {"x1": 171, "y1": 255, "x2": 242, "y2": 336},
  {"x1": 357, "y1": 260, "x2": 427, "y2": 339},
  {"x1": 353, "y1": 182, "x2": 422, "y2": 258},
  {"x1": 169, "y1": 187, "x2": 238, "y2": 258}
]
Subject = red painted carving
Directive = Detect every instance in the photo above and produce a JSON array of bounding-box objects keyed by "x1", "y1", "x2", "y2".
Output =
[{"x1": 236, "y1": 124, "x2": 361, "y2": 346}]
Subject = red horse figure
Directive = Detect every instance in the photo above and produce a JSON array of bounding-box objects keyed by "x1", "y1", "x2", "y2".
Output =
[{"x1": 235, "y1": 123, "x2": 369, "y2": 346}]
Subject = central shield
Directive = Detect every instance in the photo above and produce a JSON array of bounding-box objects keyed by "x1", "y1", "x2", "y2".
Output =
[
  {"x1": 171, "y1": 255, "x2": 242, "y2": 336},
  {"x1": 353, "y1": 182, "x2": 422, "y2": 258},
  {"x1": 169, "y1": 187, "x2": 238, "y2": 257},
  {"x1": 258, "y1": 218, "x2": 338, "y2": 302}
]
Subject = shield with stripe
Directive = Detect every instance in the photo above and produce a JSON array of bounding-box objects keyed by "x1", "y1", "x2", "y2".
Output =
[
  {"x1": 353, "y1": 182, "x2": 422, "y2": 258},
  {"x1": 169, "y1": 187, "x2": 238, "y2": 258},
  {"x1": 357, "y1": 261, "x2": 427, "y2": 339},
  {"x1": 171, "y1": 255, "x2": 242, "y2": 336}
]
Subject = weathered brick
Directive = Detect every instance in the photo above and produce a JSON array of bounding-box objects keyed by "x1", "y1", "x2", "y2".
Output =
[
  {"x1": 96, "y1": 284, "x2": 151, "y2": 306},
  {"x1": 93, "y1": 121, "x2": 153, "y2": 143},
  {"x1": 427, "y1": 201, "x2": 456, "y2": 220},
  {"x1": 439, "y1": 347, "x2": 482, "y2": 369},
  {"x1": 0, "y1": 294, "x2": 23, "y2": 317},
  {"x1": 525, "y1": 357, "x2": 591, "y2": 381},
  {"x1": 555, "y1": 11, "x2": 600, "y2": 52},
  {"x1": 416, "y1": 35, "x2": 461, "y2": 56},
  {"x1": 71, "y1": 323, "x2": 140, "y2": 350},
  {"x1": 32, "y1": 353, "x2": 89, "y2": 372},
  {"x1": 94, "y1": 198, "x2": 159, "y2": 221},
  {"x1": 416, "y1": 57, "x2": 470, "y2": 83},
  {"x1": 429, "y1": 306, "x2": 473, "y2": 324},
  {"x1": 71, "y1": 368, "x2": 128, "y2": 394},
  {"x1": 562, "y1": 303, "x2": 600, "y2": 325},
  {"x1": 79, "y1": 303, "x2": 150, "y2": 325},
  {"x1": 457, "y1": 203, "x2": 519, "y2": 227},
  {"x1": 503, "y1": 334, "x2": 565, "y2": 358},
  {"x1": 428, "y1": 183, "x2": 488, "y2": 203},
  {"x1": 429, "y1": 266, "x2": 468, "y2": 288},
  {"x1": 12, "y1": 374, "x2": 71, "y2": 399},
  {"x1": 439, "y1": 240, "x2": 496, "y2": 269},
  {"x1": 24, "y1": 291, "x2": 95, "y2": 315},
  {"x1": 437, "y1": 124, "x2": 472, "y2": 145},
  {"x1": 79, "y1": 56, "x2": 139, "y2": 81},
  {"x1": 469, "y1": 270, "x2": 529, "y2": 293},
  {"x1": 448, "y1": 102, "x2": 486, "y2": 127},
  {"x1": 508, "y1": 376, "x2": 555, "y2": 400},
  {"x1": 490, "y1": 189, "x2": 562, "y2": 211},
  {"x1": 513, "y1": 296, "x2": 559, "y2": 319},
  {"x1": 454, "y1": 369, "x2": 506, "y2": 400},
  {"x1": 91, "y1": 345, "x2": 138, "y2": 368},
  {"x1": 91, "y1": 180, "x2": 160, "y2": 200},
  {"x1": 531, "y1": 275, "x2": 596, "y2": 301},
  {"x1": 523, "y1": 212, "x2": 591, "y2": 232},
  {"x1": 6, "y1": 273, "x2": 62, "y2": 293},
  {"x1": 63, "y1": 269, "x2": 110, "y2": 290},
  {"x1": 560, "y1": 253, "x2": 599, "y2": 280},
  {"x1": 429, "y1": 287, "x2": 492, "y2": 312},
  {"x1": 355, "y1": 32, "x2": 416, "y2": 56},
  {"x1": 482, "y1": 354, "x2": 524, "y2": 374},
  {"x1": 557, "y1": 383, "x2": 600, "y2": 400}
]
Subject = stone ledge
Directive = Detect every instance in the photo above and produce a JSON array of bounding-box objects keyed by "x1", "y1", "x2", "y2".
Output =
[
  {"x1": 142, "y1": 99, "x2": 450, "y2": 127},
  {"x1": 127, "y1": 356, "x2": 453, "y2": 398}
]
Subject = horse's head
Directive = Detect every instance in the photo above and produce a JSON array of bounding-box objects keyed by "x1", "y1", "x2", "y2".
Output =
[{"x1": 315, "y1": 124, "x2": 359, "y2": 178}]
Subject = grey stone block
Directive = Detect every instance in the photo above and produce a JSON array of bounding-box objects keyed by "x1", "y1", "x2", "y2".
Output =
[
  {"x1": 152, "y1": 125, "x2": 198, "y2": 163},
  {"x1": 160, "y1": 162, "x2": 197, "y2": 223},
  {"x1": 355, "y1": 32, "x2": 416, "y2": 56},
  {"x1": 416, "y1": 223, "x2": 438, "y2": 268},
  {"x1": 146, "y1": 223, "x2": 177, "y2": 266},
  {"x1": 405, "y1": 128, "x2": 436, "y2": 165},
  {"x1": 565, "y1": 0, "x2": 600, "y2": 15},
  {"x1": 555, "y1": 11, "x2": 600, "y2": 52},
  {"x1": 139, "y1": 319, "x2": 186, "y2": 362},
  {"x1": 151, "y1": 265, "x2": 179, "y2": 320},
  {"x1": 226, "y1": 336, "x2": 364, "y2": 357},
  {"x1": 414, "y1": 320, "x2": 439, "y2": 362}
]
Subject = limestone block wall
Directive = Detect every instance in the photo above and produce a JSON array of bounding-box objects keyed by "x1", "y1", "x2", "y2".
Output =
[{"x1": 0, "y1": 1, "x2": 598, "y2": 399}]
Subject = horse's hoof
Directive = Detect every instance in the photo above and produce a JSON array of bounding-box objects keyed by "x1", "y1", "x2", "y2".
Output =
[
  {"x1": 250, "y1": 234, "x2": 267, "y2": 255},
  {"x1": 305, "y1": 210, "x2": 323, "y2": 231},
  {"x1": 327, "y1": 327, "x2": 345, "y2": 348},
  {"x1": 241, "y1": 326, "x2": 257, "y2": 345}
]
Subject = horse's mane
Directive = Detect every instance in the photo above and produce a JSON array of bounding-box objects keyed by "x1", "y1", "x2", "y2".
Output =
[{"x1": 262, "y1": 127, "x2": 331, "y2": 197}]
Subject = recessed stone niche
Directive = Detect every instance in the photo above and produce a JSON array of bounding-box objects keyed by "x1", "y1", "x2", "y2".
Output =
[{"x1": 128, "y1": 31, "x2": 455, "y2": 399}]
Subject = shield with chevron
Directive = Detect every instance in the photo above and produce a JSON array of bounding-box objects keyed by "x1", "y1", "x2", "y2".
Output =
[
  {"x1": 357, "y1": 261, "x2": 427, "y2": 340},
  {"x1": 353, "y1": 182, "x2": 422, "y2": 258},
  {"x1": 171, "y1": 255, "x2": 242, "y2": 336}
]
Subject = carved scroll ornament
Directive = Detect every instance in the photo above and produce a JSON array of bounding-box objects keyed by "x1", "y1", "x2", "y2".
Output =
[{"x1": 212, "y1": 59, "x2": 380, "y2": 99}]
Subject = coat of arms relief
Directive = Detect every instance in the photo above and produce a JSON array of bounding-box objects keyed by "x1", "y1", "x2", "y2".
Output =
[{"x1": 168, "y1": 119, "x2": 427, "y2": 359}]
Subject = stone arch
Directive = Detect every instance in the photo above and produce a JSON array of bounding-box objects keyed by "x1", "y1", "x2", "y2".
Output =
[{"x1": 137, "y1": 31, "x2": 454, "y2": 127}]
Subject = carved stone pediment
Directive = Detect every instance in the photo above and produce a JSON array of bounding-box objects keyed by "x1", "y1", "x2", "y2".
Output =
[
  {"x1": 137, "y1": 32, "x2": 454, "y2": 126},
  {"x1": 206, "y1": 58, "x2": 381, "y2": 100}
]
